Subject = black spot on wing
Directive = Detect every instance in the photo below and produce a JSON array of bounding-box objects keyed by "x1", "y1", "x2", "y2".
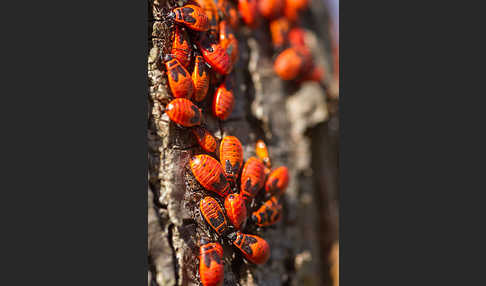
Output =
[
  {"x1": 225, "y1": 160, "x2": 233, "y2": 175},
  {"x1": 203, "y1": 253, "x2": 212, "y2": 268},
  {"x1": 271, "y1": 178, "x2": 279, "y2": 192},
  {"x1": 202, "y1": 244, "x2": 215, "y2": 251},
  {"x1": 250, "y1": 180, "x2": 260, "y2": 196},
  {"x1": 246, "y1": 236, "x2": 258, "y2": 244},
  {"x1": 183, "y1": 14, "x2": 197, "y2": 24},
  {"x1": 176, "y1": 65, "x2": 187, "y2": 77},
  {"x1": 209, "y1": 210, "x2": 225, "y2": 231},
  {"x1": 211, "y1": 172, "x2": 228, "y2": 191},
  {"x1": 242, "y1": 236, "x2": 257, "y2": 255},
  {"x1": 265, "y1": 208, "x2": 274, "y2": 222},
  {"x1": 259, "y1": 211, "x2": 267, "y2": 223},
  {"x1": 244, "y1": 178, "x2": 252, "y2": 193},
  {"x1": 168, "y1": 60, "x2": 178, "y2": 67},
  {"x1": 182, "y1": 6, "x2": 195, "y2": 15},
  {"x1": 211, "y1": 251, "x2": 222, "y2": 265},
  {"x1": 242, "y1": 193, "x2": 251, "y2": 201},
  {"x1": 170, "y1": 68, "x2": 179, "y2": 82},
  {"x1": 232, "y1": 162, "x2": 240, "y2": 176},
  {"x1": 197, "y1": 58, "x2": 206, "y2": 77},
  {"x1": 177, "y1": 29, "x2": 185, "y2": 44},
  {"x1": 189, "y1": 105, "x2": 201, "y2": 124}
]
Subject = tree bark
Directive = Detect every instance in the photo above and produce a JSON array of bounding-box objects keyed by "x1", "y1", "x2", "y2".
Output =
[{"x1": 148, "y1": 0, "x2": 339, "y2": 285}]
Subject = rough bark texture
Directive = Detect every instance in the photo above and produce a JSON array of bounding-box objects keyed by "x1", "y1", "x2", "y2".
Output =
[{"x1": 148, "y1": 0, "x2": 339, "y2": 285}]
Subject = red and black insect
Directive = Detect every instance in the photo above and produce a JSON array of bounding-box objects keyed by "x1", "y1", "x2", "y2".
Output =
[
  {"x1": 191, "y1": 126, "x2": 217, "y2": 153},
  {"x1": 255, "y1": 140, "x2": 271, "y2": 168},
  {"x1": 287, "y1": 0, "x2": 309, "y2": 12},
  {"x1": 283, "y1": 0, "x2": 308, "y2": 22},
  {"x1": 273, "y1": 47, "x2": 312, "y2": 80},
  {"x1": 265, "y1": 166, "x2": 289, "y2": 196},
  {"x1": 220, "y1": 0, "x2": 240, "y2": 29},
  {"x1": 192, "y1": 54, "x2": 210, "y2": 102},
  {"x1": 169, "y1": 4, "x2": 210, "y2": 31},
  {"x1": 194, "y1": 0, "x2": 220, "y2": 35},
  {"x1": 164, "y1": 55, "x2": 195, "y2": 98},
  {"x1": 197, "y1": 35, "x2": 232, "y2": 75},
  {"x1": 238, "y1": 0, "x2": 259, "y2": 28},
  {"x1": 190, "y1": 154, "x2": 231, "y2": 197},
  {"x1": 240, "y1": 157, "x2": 265, "y2": 202},
  {"x1": 251, "y1": 196, "x2": 282, "y2": 226},
  {"x1": 219, "y1": 135, "x2": 243, "y2": 183},
  {"x1": 200, "y1": 196, "x2": 229, "y2": 235},
  {"x1": 224, "y1": 193, "x2": 247, "y2": 230},
  {"x1": 171, "y1": 26, "x2": 192, "y2": 68},
  {"x1": 258, "y1": 0, "x2": 284, "y2": 20},
  {"x1": 288, "y1": 27, "x2": 306, "y2": 48},
  {"x1": 269, "y1": 18, "x2": 290, "y2": 50},
  {"x1": 299, "y1": 65, "x2": 324, "y2": 83},
  {"x1": 219, "y1": 20, "x2": 239, "y2": 67},
  {"x1": 199, "y1": 241, "x2": 224, "y2": 286},
  {"x1": 165, "y1": 98, "x2": 202, "y2": 127},
  {"x1": 212, "y1": 77, "x2": 235, "y2": 120},
  {"x1": 227, "y1": 231, "x2": 270, "y2": 264}
]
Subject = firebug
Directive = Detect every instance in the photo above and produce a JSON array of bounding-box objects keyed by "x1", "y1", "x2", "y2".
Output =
[
  {"x1": 269, "y1": 18, "x2": 290, "y2": 49},
  {"x1": 227, "y1": 231, "x2": 270, "y2": 264},
  {"x1": 194, "y1": 0, "x2": 220, "y2": 35},
  {"x1": 164, "y1": 55, "x2": 195, "y2": 98},
  {"x1": 191, "y1": 126, "x2": 218, "y2": 153},
  {"x1": 171, "y1": 26, "x2": 192, "y2": 68},
  {"x1": 226, "y1": 2, "x2": 240, "y2": 29},
  {"x1": 273, "y1": 47, "x2": 312, "y2": 80},
  {"x1": 190, "y1": 154, "x2": 231, "y2": 197},
  {"x1": 165, "y1": 98, "x2": 202, "y2": 127},
  {"x1": 219, "y1": 20, "x2": 239, "y2": 67},
  {"x1": 251, "y1": 196, "x2": 282, "y2": 226},
  {"x1": 200, "y1": 196, "x2": 229, "y2": 235},
  {"x1": 219, "y1": 136, "x2": 243, "y2": 183},
  {"x1": 255, "y1": 140, "x2": 271, "y2": 168},
  {"x1": 237, "y1": 0, "x2": 259, "y2": 28},
  {"x1": 197, "y1": 35, "x2": 232, "y2": 75},
  {"x1": 192, "y1": 54, "x2": 210, "y2": 102},
  {"x1": 216, "y1": 0, "x2": 240, "y2": 29},
  {"x1": 224, "y1": 193, "x2": 247, "y2": 230},
  {"x1": 258, "y1": 0, "x2": 284, "y2": 20},
  {"x1": 199, "y1": 241, "x2": 224, "y2": 286},
  {"x1": 240, "y1": 157, "x2": 265, "y2": 202},
  {"x1": 288, "y1": 27, "x2": 306, "y2": 48},
  {"x1": 265, "y1": 166, "x2": 289, "y2": 196},
  {"x1": 169, "y1": 5, "x2": 210, "y2": 32},
  {"x1": 283, "y1": 0, "x2": 308, "y2": 22},
  {"x1": 212, "y1": 77, "x2": 235, "y2": 120}
]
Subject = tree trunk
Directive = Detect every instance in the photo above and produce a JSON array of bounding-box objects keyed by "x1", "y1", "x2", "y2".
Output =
[{"x1": 148, "y1": 0, "x2": 339, "y2": 285}]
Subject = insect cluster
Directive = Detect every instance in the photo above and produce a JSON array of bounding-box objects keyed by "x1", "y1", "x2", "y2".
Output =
[
  {"x1": 160, "y1": 0, "x2": 323, "y2": 114},
  {"x1": 192, "y1": 137, "x2": 289, "y2": 286},
  {"x1": 155, "y1": 0, "x2": 322, "y2": 285}
]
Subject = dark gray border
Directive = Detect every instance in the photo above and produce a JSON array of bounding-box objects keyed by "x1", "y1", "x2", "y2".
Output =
[
  {"x1": 339, "y1": 0, "x2": 486, "y2": 285},
  {"x1": 1, "y1": 0, "x2": 148, "y2": 284}
]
